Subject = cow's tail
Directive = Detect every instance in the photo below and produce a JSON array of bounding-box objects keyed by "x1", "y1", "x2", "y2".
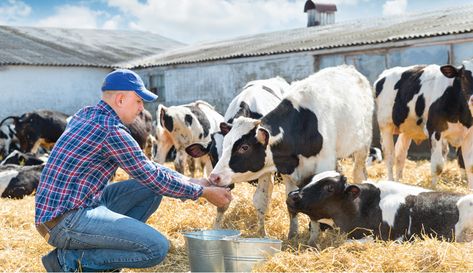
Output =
[{"x1": 0, "y1": 116, "x2": 19, "y2": 127}]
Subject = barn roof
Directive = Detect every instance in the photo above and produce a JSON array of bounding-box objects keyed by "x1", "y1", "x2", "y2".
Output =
[
  {"x1": 125, "y1": 4, "x2": 473, "y2": 69},
  {"x1": 0, "y1": 25, "x2": 184, "y2": 67}
]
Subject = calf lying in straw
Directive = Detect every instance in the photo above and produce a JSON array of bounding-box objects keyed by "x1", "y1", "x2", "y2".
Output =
[{"x1": 287, "y1": 171, "x2": 473, "y2": 242}]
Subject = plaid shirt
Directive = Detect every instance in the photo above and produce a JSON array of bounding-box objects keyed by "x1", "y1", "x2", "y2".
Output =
[{"x1": 35, "y1": 100, "x2": 203, "y2": 225}]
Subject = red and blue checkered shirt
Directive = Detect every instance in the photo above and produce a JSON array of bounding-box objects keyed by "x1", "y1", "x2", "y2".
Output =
[{"x1": 35, "y1": 100, "x2": 203, "y2": 225}]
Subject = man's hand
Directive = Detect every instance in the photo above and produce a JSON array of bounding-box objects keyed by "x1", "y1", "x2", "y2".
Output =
[
  {"x1": 201, "y1": 187, "x2": 233, "y2": 208},
  {"x1": 189, "y1": 177, "x2": 212, "y2": 187}
]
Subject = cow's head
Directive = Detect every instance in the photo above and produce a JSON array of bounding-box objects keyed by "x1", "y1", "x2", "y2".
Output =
[
  {"x1": 440, "y1": 60, "x2": 473, "y2": 115},
  {"x1": 209, "y1": 117, "x2": 274, "y2": 186},
  {"x1": 286, "y1": 171, "x2": 360, "y2": 221},
  {"x1": 186, "y1": 131, "x2": 224, "y2": 167},
  {"x1": 159, "y1": 103, "x2": 211, "y2": 145}
]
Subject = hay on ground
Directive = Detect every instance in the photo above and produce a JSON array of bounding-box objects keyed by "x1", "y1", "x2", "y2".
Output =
[{"x1": 1, "y1": 159, "x2": 472, "y2": 272}]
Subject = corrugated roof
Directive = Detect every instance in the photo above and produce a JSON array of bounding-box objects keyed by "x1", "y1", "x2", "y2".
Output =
[
  {"x1": 126, "y1": 5, "x2": 473, "y2": 69},
  {"x1": 0, "y1": 26, "x2": 185, "y2": 67}
]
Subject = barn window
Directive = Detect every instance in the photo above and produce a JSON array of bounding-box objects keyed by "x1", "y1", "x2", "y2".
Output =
[{"x1": 148, "y1": 74, "x2": 165, "y2": 102}]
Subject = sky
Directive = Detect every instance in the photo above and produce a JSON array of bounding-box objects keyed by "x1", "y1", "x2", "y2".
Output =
[{"x1": 1, "y1": 0, "x2": 472, "y2": 45}]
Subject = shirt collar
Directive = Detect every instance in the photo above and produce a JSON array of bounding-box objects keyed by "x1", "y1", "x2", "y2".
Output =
[{"x1": 97, "y1": 100, "x2": 121, "y2": 123}]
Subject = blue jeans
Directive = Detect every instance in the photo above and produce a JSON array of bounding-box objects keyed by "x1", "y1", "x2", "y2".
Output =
[{"x1": 45, "y1": 179, "x2": 168, "y2": 271}]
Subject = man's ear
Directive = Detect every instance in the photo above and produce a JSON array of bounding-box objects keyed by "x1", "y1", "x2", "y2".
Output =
[
  {"x1": 256, "y1": 126, "x2": 269, "y2": 146},
  {"x1": 344, "y1": 185, "x2": 361, "y2": 200},
  {"x1": 115, "y1": 93, "x2": 126, "y2": 107}
]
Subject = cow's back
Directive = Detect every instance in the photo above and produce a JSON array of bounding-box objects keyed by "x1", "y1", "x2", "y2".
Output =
[
  {"x1": 286, "y1": 65, "x2": 373, "y2": 158},
  {"x1": 195, "y1": 101, "x2": 224, "y2": 135},
  {"x1": 224, "y1": 77, "x2": 289, "y2": 123}
]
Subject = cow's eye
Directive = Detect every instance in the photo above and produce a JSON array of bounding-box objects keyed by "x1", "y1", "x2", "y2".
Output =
[
  {"x1": 238, "y1": 144, "x2": 249, "y2": 154},
  {"x1": 324, "y1": 184, "x2": 334, "y2": 192}
]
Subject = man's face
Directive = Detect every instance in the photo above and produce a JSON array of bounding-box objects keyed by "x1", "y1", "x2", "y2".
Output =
[{"x1": 120, "y1": 92, "x2": 144, "y2": 124}]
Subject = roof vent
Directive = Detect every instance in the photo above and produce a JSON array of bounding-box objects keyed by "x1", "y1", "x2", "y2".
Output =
[{"x1": 304, "y1": 1, "x2": 337, "y2": 27}]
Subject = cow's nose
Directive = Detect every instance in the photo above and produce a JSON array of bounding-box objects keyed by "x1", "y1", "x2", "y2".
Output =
[{"x1": 209, "y1": 173, "x2": 221, "y2": 185}]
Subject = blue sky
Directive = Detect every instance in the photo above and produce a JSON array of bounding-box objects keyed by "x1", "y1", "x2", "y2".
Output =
[{"x1": 1, "y1": 0, "x2": 472, "y2": 44}]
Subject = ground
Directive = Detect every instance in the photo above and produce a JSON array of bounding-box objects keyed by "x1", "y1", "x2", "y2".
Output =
[{"x1": 1, "y1": 159, "x2": 472, "y2": 272}]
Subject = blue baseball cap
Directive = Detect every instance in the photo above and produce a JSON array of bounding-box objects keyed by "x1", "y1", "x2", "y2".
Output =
[{"x1": 101, "y1": 69, "x2": 158, "y2": 102}]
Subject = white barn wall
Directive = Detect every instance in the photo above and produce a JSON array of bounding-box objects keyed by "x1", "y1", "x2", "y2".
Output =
[
  {"x1": 138, "y1": 38, "x2": 473, "y2": 157},
  {"x1": 0, "y1": 65, "x2": 111, "y2": 118},
  {"x1": 137, "y1": 53, "x2": 313, "y2": 115}
]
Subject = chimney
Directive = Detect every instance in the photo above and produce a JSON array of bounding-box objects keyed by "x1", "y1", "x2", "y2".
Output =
[{"x1": 304, "y1": 1, "x2": 337, "y2": 27}]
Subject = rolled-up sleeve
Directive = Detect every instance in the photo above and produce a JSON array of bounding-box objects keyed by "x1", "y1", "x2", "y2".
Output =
[{"x1": 103, "y1": 125, "x2": 203, "y2": 200}]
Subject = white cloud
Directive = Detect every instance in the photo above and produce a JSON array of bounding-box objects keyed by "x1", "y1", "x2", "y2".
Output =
[
  {"x1": 36, "y1": 5, "x2": 102, "y2": 29},
  {"x1": 105, "y1": 0, "x2": 310, "y2": 44},
  {"x1": 383, "y1": 0, "x2": 407, "y2": 16},
  {"x1": 0, "y1": 0, "x2": 31, "y2": 24},
  {"x1": 102, "y1": 15, "x2": 122, "y2": 30}
]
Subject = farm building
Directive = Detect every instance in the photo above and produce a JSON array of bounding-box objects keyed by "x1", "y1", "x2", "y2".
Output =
[
  {"x1": 0, "y1": 26, "x2": 184, "y2": 118},
  {"x1": 128, "y1": 4, "x2": 473, "y2": 112},
  {"x1": 1, "y1": 5, "x2": 473, "y2": 153},
  {"x1": 124, "y1": 4, "x2": 473, "y2": 152}
]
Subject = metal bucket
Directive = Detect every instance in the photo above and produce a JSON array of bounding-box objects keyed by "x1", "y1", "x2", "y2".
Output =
[
  {"x1": 222, "y1": 237, "x2": 282, "y2": 272},
  {"x1": 183, "y1": 229, "x2": 241, "y2": 272}
]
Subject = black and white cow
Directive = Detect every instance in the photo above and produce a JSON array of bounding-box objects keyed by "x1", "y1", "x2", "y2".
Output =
[
  {"x1": 375, "y1": 62, "x2": 473, "y2": 189},
  {"x1": 0, "y1": 150, "x2": 45, "y2": 166},
  {"x1": 3, "y1": 110, "x2": 69, "y2": 154},
  {"x1": 287, "y1": 171, "x2": 473, "y2": 242},
  {"x1": 0, "y1": 164, "x2": 44, "y2": 199},
  {"x1": 153, "y1": 100, "x2": 224, "y2": 176},
  {"x1": 126, "y1": 109, "x2": 155, "y2": 159},
  {"x1": 185, "y1": 77, "x2": 290, "y2": 235},
  {"x1": 209, "y1": 65, "x2": 374, "y2": 245},
  {"x1": 0, "y1": 119, "x2": 19, "y2": 160}
]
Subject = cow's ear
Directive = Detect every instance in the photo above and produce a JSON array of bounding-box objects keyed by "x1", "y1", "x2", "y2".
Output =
[
  {"x1": 220, "y1": 122, "x2": 232, "y2": 136},
  {"x1": 256, "y1": 127, "x2": 269, "y2": 146},
  {"x1": 339, "y1": 174, "x2": 348, "y2": 184},
  {"x1": 159, "y1": 106, "x2": 173, "y2": 132},
  {"x1": 440, "y1": 65, "x2": 460, "y2": 78},
  {"x1": 185, "y1": 143, "x2": 209, "y2": 158},
  {"x1": 344, "y1": 185, "x2": 360, "y2": 200},
  {"x1": 158, "y1": 105, "x2": 166, "y2": 127}
]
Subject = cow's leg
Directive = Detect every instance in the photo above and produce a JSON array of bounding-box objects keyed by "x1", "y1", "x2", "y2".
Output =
[
  {"x1": 430, "y1": 134, "x2": 446, "y2": 188},
  {"x1": 144, "y1": 135, "x2": 156, "y2": 160},
  {"x1": 153, "y1": 141, "x2": 173, "y2": 164},
  {"x1": 284, "y1": 176, "x2": 299, "y2": 239},
  {"x1": 30, "y1": 138, "x2": 44, "y2": 154},
  {"x1": 252, "y1": 173, "x2": 273, "y2": 237},
  {"x1": 394, "y1": 133, "x2": 411, "y2": 181},
  {"x1": 305, "y1": 156, "x2": 337, "y2": 246},
  {"x1": 352, "y1": 146, "x2": 369, "y2": 183},
  {"x1": 461, "y1": 132, "x2": 473, "y2": 190},
  {"x1": 213, "y1": 204, "x2": 229, "y2": 229},
  {"x1": 380, "y1": 128, "x2": 395, "y2": 181},
  {"x1": 184, "y1": 156, "x2": 194, "y2": 177},
  {"x1": 202, "y1": 156, "x2": 213, "y2": 178},
  {"x1": 174, "y1": 150, "x2": 187, "y2": 174}
]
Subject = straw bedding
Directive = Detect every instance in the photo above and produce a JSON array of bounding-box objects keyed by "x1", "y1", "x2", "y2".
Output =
[{"x1": 1, "y1": 159, "x2": 472, "y2": 272}]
